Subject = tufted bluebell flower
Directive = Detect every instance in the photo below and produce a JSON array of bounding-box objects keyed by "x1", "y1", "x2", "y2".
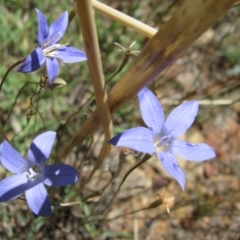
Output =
[
  {"x1": 17, "y1": 9, "x2": 87, "y2": 85},
  {"x1": 0, "y1": 131, "x2": 78, "y2": 217},
  {"x1": 109, "y1": 88, "x2": 216, "y2": 190}
]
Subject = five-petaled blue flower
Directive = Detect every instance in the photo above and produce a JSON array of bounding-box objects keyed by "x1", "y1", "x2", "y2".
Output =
[
  {"x1": 0, "y1": 131, "x2": 78, "y2": 217},
  {"x1": 109, "y1": 88, "x2": 216, "y2": 190},
  {"x1": 17, "y1": 9, "x2": 87, "y2": 85}
]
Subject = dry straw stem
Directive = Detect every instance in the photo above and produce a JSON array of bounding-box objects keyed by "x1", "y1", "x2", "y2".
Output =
[
  {"x1": 59, "y1": 0, "x2": 238, "y2": 159},
  {"x1": 75, "y1": 0, "x2": 113, "y2": 179},
  {"x1": 92, "y1": 0, "x2": 157, "y2": 38},
  {"x1": 167, "y1": 99, "x2": 234, "y2": 106}
]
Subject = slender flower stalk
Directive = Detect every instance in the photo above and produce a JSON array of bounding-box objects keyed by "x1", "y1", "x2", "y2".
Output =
[
  {"x1": 0, "y1": 131, "x2": 78, "y2": 217},
  {"x1": 17, "y1": 9, "x2": 87, "y2": 85},
  {"x1": 109, "y1": 88, "x2": 216, "y2": 190}
]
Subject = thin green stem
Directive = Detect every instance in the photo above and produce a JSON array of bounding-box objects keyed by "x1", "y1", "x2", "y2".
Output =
[
  {"x1": 6, "y1": 82, "x2": 38, "y2": 123},
  {"x1": 0, "y1": 58, "x2": 26, "y2": 91},
  {"x1": 0, "y1": 123, "x2": 8, "y2": 141},
  {"x1": 30, "y1": 90, "x2": 47, "y2": 131},
  {"x1": 102, "y1": 153, "x2": 152, "y2": 215}
]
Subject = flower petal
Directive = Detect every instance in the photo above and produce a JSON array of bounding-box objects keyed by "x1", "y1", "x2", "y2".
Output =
[
  {"x1": 0, "y1": 141, "x2": 29, "y2": 173},
  {"x1": 169, "y1": 140, "x2": 216, "y2": 161},
  {"x1": 164, "y1": 101, "x2": 198, "y2": 139},
  {"x1": 46, "y1": 58, "x2": 59, "y2": 85},
  {"x1": 0, "y1": 173, "x2": 29, "y2": 201},
  {"x1": 138, "y1": 88, "x2": 165, "y2": 135},
  {"x1": 25, "y1": 182, "x2": 52, "y2": 217},
  {"x1": 54, "y1": 46, "x2": 87, "y2": 63},
  {"x1": 17, "y1": 48, "x2": 45, "y2": 73},
  {"x1": 28, "y1": 131, "x2": 56, "y2": 166},
  {"x1": 46, "y1": 11, "x2": 68, "y2": 45},
  {"x1": 35, "y1": 9, "x2": 49, "y2": 46},
  {"x1": 43, "y1": 164, "x2": 78, "y2": 187},
  {"x1": 157, "y1": 152, "x2": 186, "y2": 190},
  {"x1": 108, "y1": 127, "x2": 155, "y2": 154}
]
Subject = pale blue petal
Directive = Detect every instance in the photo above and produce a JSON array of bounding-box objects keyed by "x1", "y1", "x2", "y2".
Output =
[
  {"x1": 164, "y1": 101, "x2": 198, "y2": 139},
  {"x1": 54, "y1": 46, "x2": 87, "y2": 63},
  {"x1": 0, "y1": 173, "x2": 29, "y2": 201},
  {"x1": 28, "y1": 131, "x2": 56, "y2": 166},
  {"x1": 46, "y1": 11, "x2": 68, "y2": 45},
  {"x1": 157, "y1": 152, "x2": 186, "y2": 190},
  {"x1": 25, "y1": 182, "x2": 52, "y2": 217},
  {"x1": 43, "y1": 164, "x2": 78, "y2": 186},
  {"x1": 169, "y1": 140, "x2": 216, "y2": 161},
  {"x1": 0, "y1": 141, "x2": 29, "y2": 173},
  {"x1": 108, "y1": 127, "x2": 155, "y2": 154},
  {"x1": 35, "y1": 9, "x2": 49, "y2": 46},
  {"x1": 46, "y1": 58, "x2": 59, "y2": 85},
  {"x1": 16, "y1": 48, "x2": 45, "y2": 73},
  {"x1": 138, "y1": 88, "x2": 165, "y2": 135}
]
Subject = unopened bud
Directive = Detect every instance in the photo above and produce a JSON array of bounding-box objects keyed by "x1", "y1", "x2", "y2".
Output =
[{"x1": 51, "y1": 78, "x2": 67, "y2": 88}]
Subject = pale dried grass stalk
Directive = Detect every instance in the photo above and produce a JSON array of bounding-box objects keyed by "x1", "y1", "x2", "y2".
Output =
[
  {"x1": 92, "y1": 0, "x2": 157, "y2": 38},
  {"x1": 75, "y1": 0, "x2": 113, "y2": 181}
]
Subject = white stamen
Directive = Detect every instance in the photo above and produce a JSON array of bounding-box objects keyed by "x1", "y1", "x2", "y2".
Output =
[
  {"x1": 25, "y1": 166, "x2": 42, "y2": 181},
  {"x1": 43, "y1": 43, "x2": 69, "y2": 57},
  {"x1": 154, "y1": 135, "x2": 171, "y2": 152}
]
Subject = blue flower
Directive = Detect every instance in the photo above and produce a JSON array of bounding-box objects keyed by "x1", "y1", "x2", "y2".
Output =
[
  {"x1": 17, "y1": 9, "x2": 87, "y2": 85},
  {"x1": 109, "y1": 88, "x2": 216, "y2": 190},
  {"x1": 0, "y1": 131, "x2": 78, "y2": 217}
]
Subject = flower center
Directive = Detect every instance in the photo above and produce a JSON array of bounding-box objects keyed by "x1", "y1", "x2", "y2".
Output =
[
  {"x1": 25, "y1": 166, "x2": 42, "y2": 182},
  {"x1": 154, "y1": 135, "x2": 171, "y2": 152},
  {"x1": 43, "y1": 43, "x2": 68, "y2": 58},
  {"x1": 42, "y1": 32, "x2": 69, "y2": 57}
]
